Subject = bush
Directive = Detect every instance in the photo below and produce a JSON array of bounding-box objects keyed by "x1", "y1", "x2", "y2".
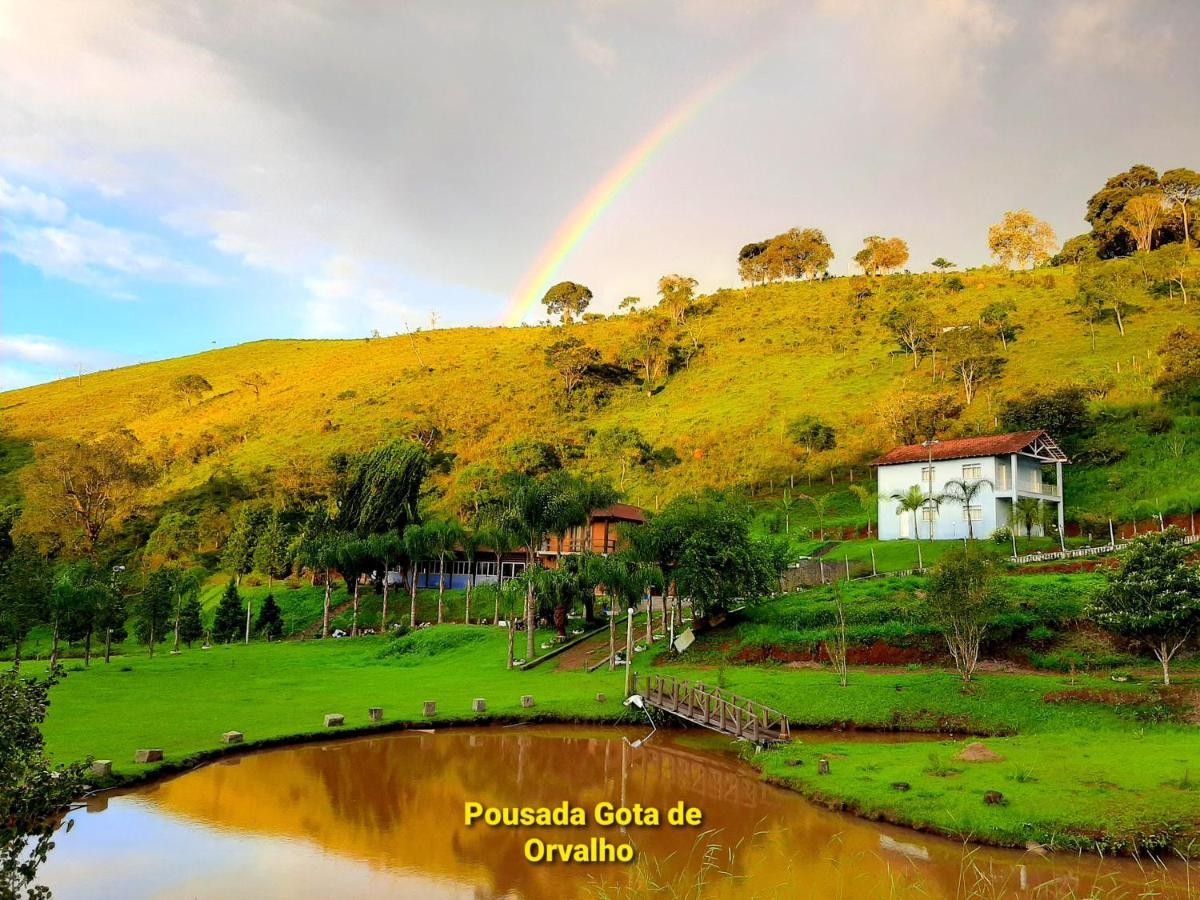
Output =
[
  {"x1": 1135, "y1": 407, "x2": 1174, "y2": 435},
  {"x1": 1079, "y1": 435, "x2": 1128, "y2": 466}
]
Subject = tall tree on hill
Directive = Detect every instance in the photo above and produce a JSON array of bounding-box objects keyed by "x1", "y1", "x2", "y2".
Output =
[
  {"x1": 763, "y1": 228, "x2": 834, "y2": 280},
  {"x1": 1161, "y1": 168, "x2": 1200, "y2": 249},
  {"x1": 366, "y1": 530, "x2": 404, "y2": 633},
  {"x1": 939, "y1": 328, "x2": 1006, "y2": 404},
  {"x1": 1088, "y1": 528, "x2": 1200, "y2": 685},
  {"x1": 737, "y1": 241, "x2": 770, "y2": 284},
  {"x1": 1153, "y1": 326, "x2": 1200, "y2": 407},
  {"x1": 0, "y1": 547, "x2": 50, "y2": 671},
  {"x1": 988, "y1": 210, "x2": 1057, "y2": 269},
  {"x1": 170, "y1": 374, "x2": 211, "y2": 406},
  {"x1": 1075, "y1": 259, "x2": 1141, "y2": 337},
  {"x1": 256, "y1": 593, "x2": 284, "y2": 640},
  {"x1": 657, "y1": 274, "x2": 699, "y2": 325},
  {"x1": 1118, "y1": 192, "x2": 1168, "y2": 252},
  {"x1": 877, "y1": 389, "x2": 964, "y2": 445},
  {"x1": 292, "y1": 506, "x2": 339, "y2": 638},
  {"x1": 212, "y1": 578, "x2": 244, "y2": 644},
  {"x1": 622, "y1": 314, "x2": 670, "y2": 394},
  {"x1": 854, "y1": 235, "x2": 909, "y2": 276},
  {"x1": 1085, "y1": 164, "x2": 1163, "y2": 258},
  {"x1": 170, "y1": 567, "x2": 204, "y2": 652},
  {"x1": 544, "y1": 336, "x2": 600, "y2": 399},
  {"x1": 333, "y1": 535, "x2": 374, "y2": 636},
  {"x1": 223, "y1": 502, "x2": 268, "y2": 586},
  {"x1": 135, "y1": 567, "x2": 177, "y2": 657},
  {"x1": 979, "y1": 300, "x2": 1023, "y2": 350},
  {"x1": 402, "y1": 522, "x2": 433, "y2": 627},
  {"x1": 540, "y1": 281, "x2": 593, "y2": 326},
  {"x1": 880, "y1": 300, "x2": 937, "y2": 368}
]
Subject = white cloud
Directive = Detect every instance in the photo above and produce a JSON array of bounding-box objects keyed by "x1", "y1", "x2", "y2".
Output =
[
  {"x1": 0, "y1": 175, "x2": 67, "y2": 222},
  {"x1": 1048, "y1": 0, "x2": 1173, "y2": 70},
  {"x1": 0, "y1": 334, "x2": 132, "y2": 390},
  {"x1": 301, "y1": 256, "x2": 414, "y2": 337},
  {"x1": 570, "y1": 25, "x2": 617, "y2": 73},
  {"x1": 3, "y1": 214, "x2": 216, "y2": 296}
]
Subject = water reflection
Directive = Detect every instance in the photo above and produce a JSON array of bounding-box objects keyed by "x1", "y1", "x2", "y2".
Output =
[{"x1": 43, "y1": 726, "x2": 1192, "y2": 899}]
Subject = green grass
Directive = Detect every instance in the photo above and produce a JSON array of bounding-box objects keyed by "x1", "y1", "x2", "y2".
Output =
[{"x1": 32, "y1": 622, "x2": 1200, "y2": 856}]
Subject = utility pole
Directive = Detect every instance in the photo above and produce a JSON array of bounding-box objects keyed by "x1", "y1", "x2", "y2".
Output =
[{"x1": 624, "y1": 606, "x2": 635, "y2": 697}]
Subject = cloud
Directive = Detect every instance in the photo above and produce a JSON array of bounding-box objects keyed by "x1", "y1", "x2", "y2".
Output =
[
  {"x1": 0, "y1": 334, "x2": 132, "y2": 390},
  {"x1": 301, "y1": 256, "x2": 415, "y2": 338},
  {"x1": 570, "y1": 25, "x2": 617, "y2": 73},
  {"x1": 1048, "y1": 0, "x2": 1174, "y2": 70},
  {"x1": 3, "y1": 213, "x2": 216, "y2": 297},
  {"x1": 0, "y1": 175, "x2": 67, "y2": 222}
]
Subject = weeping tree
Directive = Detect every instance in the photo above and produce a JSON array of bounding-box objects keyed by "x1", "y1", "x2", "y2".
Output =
[{"x1": 336, "y1": 439, "x2": 428, "y2": 536}]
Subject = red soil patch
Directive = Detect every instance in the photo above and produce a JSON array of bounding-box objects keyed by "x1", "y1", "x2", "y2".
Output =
[{"x1": 734, "y1": 639, "x2": 936, "y2": 666}]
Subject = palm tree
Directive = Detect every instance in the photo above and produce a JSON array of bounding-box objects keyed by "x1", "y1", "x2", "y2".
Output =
[
  {"x1": 940, "y1": 478, "x2": 995, "y2": 540},
  {"x1": 776, "y1": 490, "x2": 797, "y2": 536},
  {"x1": 890, "y1": 485, "x2": 927, "y2": 541},
  {"x1": 1010, "y1": 497, "x2": 1044, "y2": 542},
  {"x1": 803, "y1": 493, "x2": 832, "y2": 540},
  {"x1": 332, "y1": 535, "x2": 373, "y2": 636},
  {"x1": 589, "y1": 553, "x2": 662, "y2": 671},
  {"x1": 425, "y1": 519, "x2": 465, "y2": 624},
  {"x1": 479, "y1": 525, "x2": 518, "y2": 625},
  {"x1": 402, "y1": 523, "x2": 432, "y2": 627},
  {"x1": 848, "y1": 484, "x2": 882, "y2": 538},
  {"x1": 460, "y1": 527, "x2": 483, "y2": 624},
  {"x1": 367, "y1": 530, "x2": 403, "y2": 633}
]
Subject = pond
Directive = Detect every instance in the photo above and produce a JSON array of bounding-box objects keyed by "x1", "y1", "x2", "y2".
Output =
[{"x1": 41, "y1": 726, "x2": 1190, "y2": 898}]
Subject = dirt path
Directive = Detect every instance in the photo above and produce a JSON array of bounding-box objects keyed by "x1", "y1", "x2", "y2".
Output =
[{"x1": 297, "y1": 598, "x2": 355, "y2": 639}]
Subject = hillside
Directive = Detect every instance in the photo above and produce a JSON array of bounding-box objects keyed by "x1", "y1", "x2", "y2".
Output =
[{"x1": 2, "y1": 265, "x2": 1197, "y2": 530}]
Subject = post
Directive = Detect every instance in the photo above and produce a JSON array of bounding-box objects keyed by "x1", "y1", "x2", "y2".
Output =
[
  {"x1": 1055, "y1": 461, "x2": 1066, "y2": 550},
  {"x1": 1011, "y1": 526, "x2": 1018, "y2": 559},
  {"x1": 624, "y1": 606, "x2": 635, "y2": 697},
  {"x1": 818, "y1": 558, "x2": 826, "y2": 584},
  {"x1": 870, "y1": 548, "x2": 877, "y2": 577},
  {"x1": 844, "y1": 555, "x2": 851, "y2": 581},
  {"x1": 916, "y1": 542, "x2": 923, "y2": 571}
]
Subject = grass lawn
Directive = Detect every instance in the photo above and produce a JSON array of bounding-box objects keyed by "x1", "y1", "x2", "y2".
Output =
[{"x1": 32, "y1": 621, "x2": 1200, "y2": 856}]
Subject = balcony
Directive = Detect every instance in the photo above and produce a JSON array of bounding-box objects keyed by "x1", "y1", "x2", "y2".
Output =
[{"x1": 538, "y1": 536, "x2": 620, "y2": 555}]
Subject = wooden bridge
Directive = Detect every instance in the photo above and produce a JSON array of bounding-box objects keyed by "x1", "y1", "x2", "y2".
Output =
[{"x1": 639, "y1": 673, "x2": 791, "y2": 744}]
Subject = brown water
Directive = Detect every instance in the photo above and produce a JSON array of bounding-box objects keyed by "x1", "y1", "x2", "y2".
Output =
[{"x1": 42, "y1": 726, "x2": 1191, "y2": 899}]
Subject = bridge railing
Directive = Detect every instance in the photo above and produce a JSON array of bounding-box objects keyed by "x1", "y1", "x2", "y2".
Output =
[{"x1": 644, "y1": 673, "x2": 790, "y2": 743}]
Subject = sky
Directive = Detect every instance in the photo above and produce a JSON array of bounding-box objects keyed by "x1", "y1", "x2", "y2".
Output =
[{"x1": 1, "y1": 0, "x2": 1198, "y2": 389}]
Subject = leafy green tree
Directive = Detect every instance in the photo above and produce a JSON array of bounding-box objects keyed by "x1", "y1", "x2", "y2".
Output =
[
  {"x1": 170, "y1": 373, "x2": 212, "y2": 406},
  {"x1": 292, "y1": 507, "x2": 339, "y2": 638},
  {"x1": 940, "y1": 478, "x2": 995, "y2": 540},
  {"x1": 1, "y1": 669, "x2": 90, "y2": 899},
  {"x1": 95, "y1": 572, "x2": 127, "y2": 664},
  {"x1": 541, "y1": 281, "x2": 592, "y2": 326},
  {"x1": 366, "y1": 530, "x2": 404, "y2": 632},
  {"x1": 0, "y1": 547, "x2": 50, "y2": 670},
  {"x1": 419, "y1": 521, "x2": 462, "y2": 625},
  {"x1": 135, "y1": 568, "x2": 177, "y2": 656},
  {"x1": 1076, "y1": 260, "x2": 1142, "y2": 338},
  {"x1": 786, "y1": 416, "x2": 836, "y2": 453},
  {"x1": 931, "y1": 257, "x2": 955, "y2": 271},
  {"x1": 889, "y1": 485, "x2": 927, "y2": 542},
  {"x1": 589, "y1": 552, "x2": 662, "y2": 670},
  {"x1": 545, "y1": 336, "x2": 600, "y2": 399},
  {"x1": 1088, "y1": 528, "x2": 1200, "y2": 685},
  {"x1": 256, "y1": 593, "x2": 285, "y2": 641},
  {"x1": 938, "y1": 327, "x2": 1006, "y2": 404},
  {"x1": 1154, "y1": 326, "x2": 1200, "y2": 408},
  {"x1": 737, "y1": 240, "x2": 770, "y2": 284},
  {"x1": 999, "y1": 385, "x2": 1092, "y2": 443},
  {"x1": 1085, "y1": 164, "x2": 1164, "y2": 258},
  {"x1": 211, "y1": 578, "x2": 244, "y2": 644},
  {"x1": 223, "y1": 502, "x2": 268, "y2": 585},
  {"x1": 588, "y1": 427, "x2": 651, "y2": 487},
  {"x1": 762, "y1": 228, "x2": 834, "y2": 280},
  {"x1": 924, "y1": 545, "x2": 1008, "y2": 682},
  {"x1": 979, "y1": 300, "x2": 1023, "y2": 350},
  {"x1": 1010, "y1": 497, "x2": 1046, "y2": 539},
  {"x1": 1161, "y1": 167, "x2": 1200, "y2": 249},
  {"x1": 177, "y1": 592, "x2": 204, "y2": 647},
  {"x1": 49, "y1": 561, "x2": 106, "y2": 667},
  {"x1": 252, "y1": 508, "x2": 291, "y2": 588},
  {"x1": 657, "y1": 274, "x2": 699, "y2": 324},
  {"x1": 880, "y1": 300, "x2": 936, "y2": 369},
  {"x1": 336, "y1": 440, "x2": 428, "y2": 537},
  {"x1": 402, "y1": 522, "x2": 433, "y2": 627},
  {"x1": 332, "y1": 535, "x2": 375, "y2": 635}
]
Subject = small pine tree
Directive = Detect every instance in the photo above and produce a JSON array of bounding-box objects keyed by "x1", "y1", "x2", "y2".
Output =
[
  {"x1": 256, "y1": 593, "x2": 284, "y2": 641},
  {"x1": 212, "y1": 579, "x2": 244, "y2": 644},
  {"x1": 177, "y1": 594, "x2": 204, "y2": 647}
]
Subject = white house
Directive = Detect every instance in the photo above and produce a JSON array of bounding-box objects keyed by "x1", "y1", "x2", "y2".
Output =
[{"x1": 872, "y1": 430, "x2": 1069, "y2": 541}]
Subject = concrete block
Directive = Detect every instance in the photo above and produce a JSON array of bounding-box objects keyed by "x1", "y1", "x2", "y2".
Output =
[
  {"x1": 472, "y1": 698, "x2": 486, "y2": 712},
  {"x1": 368, "y1": 707, "x2": 383, "y2": 722},
  {"x1": 134, "y1": 749, "x2": 163, "y2": 764},
  {"x1": 595, "y1": 693, "x2": 607, "y2": 703},
  {"x1": 91, "y1": 760, "x2": 113, "y2": 777},
  {"x1": 221, "y1": 731, "x2": 244, "y2": 744},
  {"x1": 324, "y1": 714, "x2": 344, "y2": 727},
  {"x1": 422, "y1": 700, "x2": 437, "y2": 716},
  {"x1": 521, "y1": 695, "x2": 535, "y2": 708}
]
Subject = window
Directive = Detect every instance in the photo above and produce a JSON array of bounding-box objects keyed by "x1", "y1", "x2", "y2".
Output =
[
  {"x1": 921, "y1": 466, "x2": 935, "y2": 483},
  {"x1": 476, "y1": 561, "x2": 497, "y2": 578},
  {"x1": 501, "y1": 561, "x2": 526, "y2": 579},
  {"x1": 962, "y1": 464, "x2": 982, "y2": 480},
  {"x1": 921, "y1": 506, "x2": 937, "y2": 521},
  {"x1": 963, "y1": 506, "x2": 983, "y2": 521},
  {"x1": 452, "y1": 560, "x2": 470, "y2": 576}
]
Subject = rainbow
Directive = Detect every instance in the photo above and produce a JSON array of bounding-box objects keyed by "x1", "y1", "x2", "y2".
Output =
[{"x1": 501, "y1": 55, "x2": 759, "y2": 326}]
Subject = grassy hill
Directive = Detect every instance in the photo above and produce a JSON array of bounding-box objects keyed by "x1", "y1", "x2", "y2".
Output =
[{"x1": 2, "y1": 265, "x2": 1196, "y2": 530}]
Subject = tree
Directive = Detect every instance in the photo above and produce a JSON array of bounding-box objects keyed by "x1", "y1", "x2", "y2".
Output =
[
  {"x1": 979, "y1": 300, "x2": 1023, "y2": 350},
  {"x1": 252, "y1": 508, "x2": 291, "y2": 588},
  {"x1": 588, "y1": 427, "x2": 651, "y2": 487},
  {"x1": 1076, "y1": 259, "x2": 1141, "y2": 338},
  {"x1": 804, "y1": 493, "x2": 832, "y2": 541},
  {"x1": 94, "y1": 572, "x2": 127, "y2": 664},
  {"x1": 776, "y1": 490, "x2": 797, "y2": 535},
  {"x1": 1160, "y1": 167, "x2": 1200, "y2": 249},
  {"x1": 657, "y1": 275, "x2": 698, "y2": 325},
  {"x1": 292, "y1": 507, "x2": 339, "y2": 638},
  {"x1": 1154, "y1": 326, "x2": 1200, "y2": 407},
  {"x1": 999, "y1": 385, "x2": 1092, "y2": 442},
  {"x1": 171, "y1": 373, "x2": 212, "y2": 406},
  {"x1": 924, "y1": 545, "x2": 1008, "y2": 682},
  {"x1": 622, "y1": 314, "x2": 670, "y2": 393},
  {"x1": 1, "y1": 669, "x2": 90, "y2": 900},
  {"x1": 1117, "y1": 191, "x2": 1166, "y2": 252},
  {"x1": 876, "y1": 389, "x2": 963, "y2": 445},
  {"x1": 941, "y1": 478, "x2": 994, "y2": 540},
  {"x1": 402, "y1": 523, "x2": 433, "y2": 627},
  {"x1": 1147, "y1": 243, "x2": 1195, "y2": 306},
  {"x1": 939, "y1": 328, "x2": 1005, "y2": 404},
  {"x1": 0, "y1": 547, "x2": 50, "y2": 670},
  {"x1": 931, "y1": 257, "x2": 955, "y2": 272},
  {"x1": 332, "y1": 535, "x2": 374, "y2": 636},
  {"x1": 460, "y1": 527, "x2": 483, "y2": 624},
  {"x1": 589, "y1": 553, "x2": 661, "y2": 670},
  {"x1": 737, "y1": 241, "x2": 770, "y2": 285},
  {"x1": 223, "y1": 502, "x2": 268, "y2": 585},
  {"x1": 880, "y1": 300, "x2": 936, "y2": 368},
  {"x1": 212, "y1": 578, "x2": 244, "y2": 644},
  {"x1": 1050, "y1": 233, "x2": 1096, "y2": 268},
  {"x1": 17, "y1": 435, "x2": 152, "y2": 555},
  {"x1": 135, "y1": 567, "x2": 177, "y2": 656},
  {"x1": 1088, "y1": 528, "x2": 1200, "y2": 685},
  {"x1": 828, "y1": 581, "x2": 849, "y2": 687},
  {"x1": 786, "y1": 416, "x2": 836, "y2": 453},
  {"x1": 1010, "y1": 497, "x2": 1044, "y2": 539},
  {"x1": 366, "y1": 530, "x2": 403, "y2": 633},
  {"x1": 424, "y1": 520, "x2": 465, "y2": 625},
  {"x1": 541, "y1": 281, "x2": 592, "y2": 326},
  {"x1": 848, "y1": 484, "x2": 882, "y2": 538},
  {"x1": 177, "y1": 592, "x2": 204, "y2": 647},
  {"x1": 618, "y1": 295, "x2": 641, "y2": 313},
  {"x1": 987, "y1": 210, "x2": 1057, "y2": 268},
  {"x1": 545, "y1": 336, "x2": 601, "y2": 398},
  {"x1": 256, "y1": 593, "x2": 284, "y2": 640},
  {"x1": 854, "y1": 235, "x2": 909, "y2": 276},
  {"x1": 889, "y1": 486, "x2": 926, "y2": 542},
  {"x1": 672, "y1": 506, "x2": 788, "y2": 618},
  {"x1": 238, "y1": 371, "x2": 268, "y2": 401},
  {"x1": 1085, "y1": 164, "x2": 1168, "y2": 258},
  {"x1": 336, "y1": 440, "x2": 428, "y2": 537},
  {"x1": 762, "y1": 228, "x2": 834, "y2": 280},
  {"x1": 478, "y1": 525, "x2": 519, "y2": 625}
]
